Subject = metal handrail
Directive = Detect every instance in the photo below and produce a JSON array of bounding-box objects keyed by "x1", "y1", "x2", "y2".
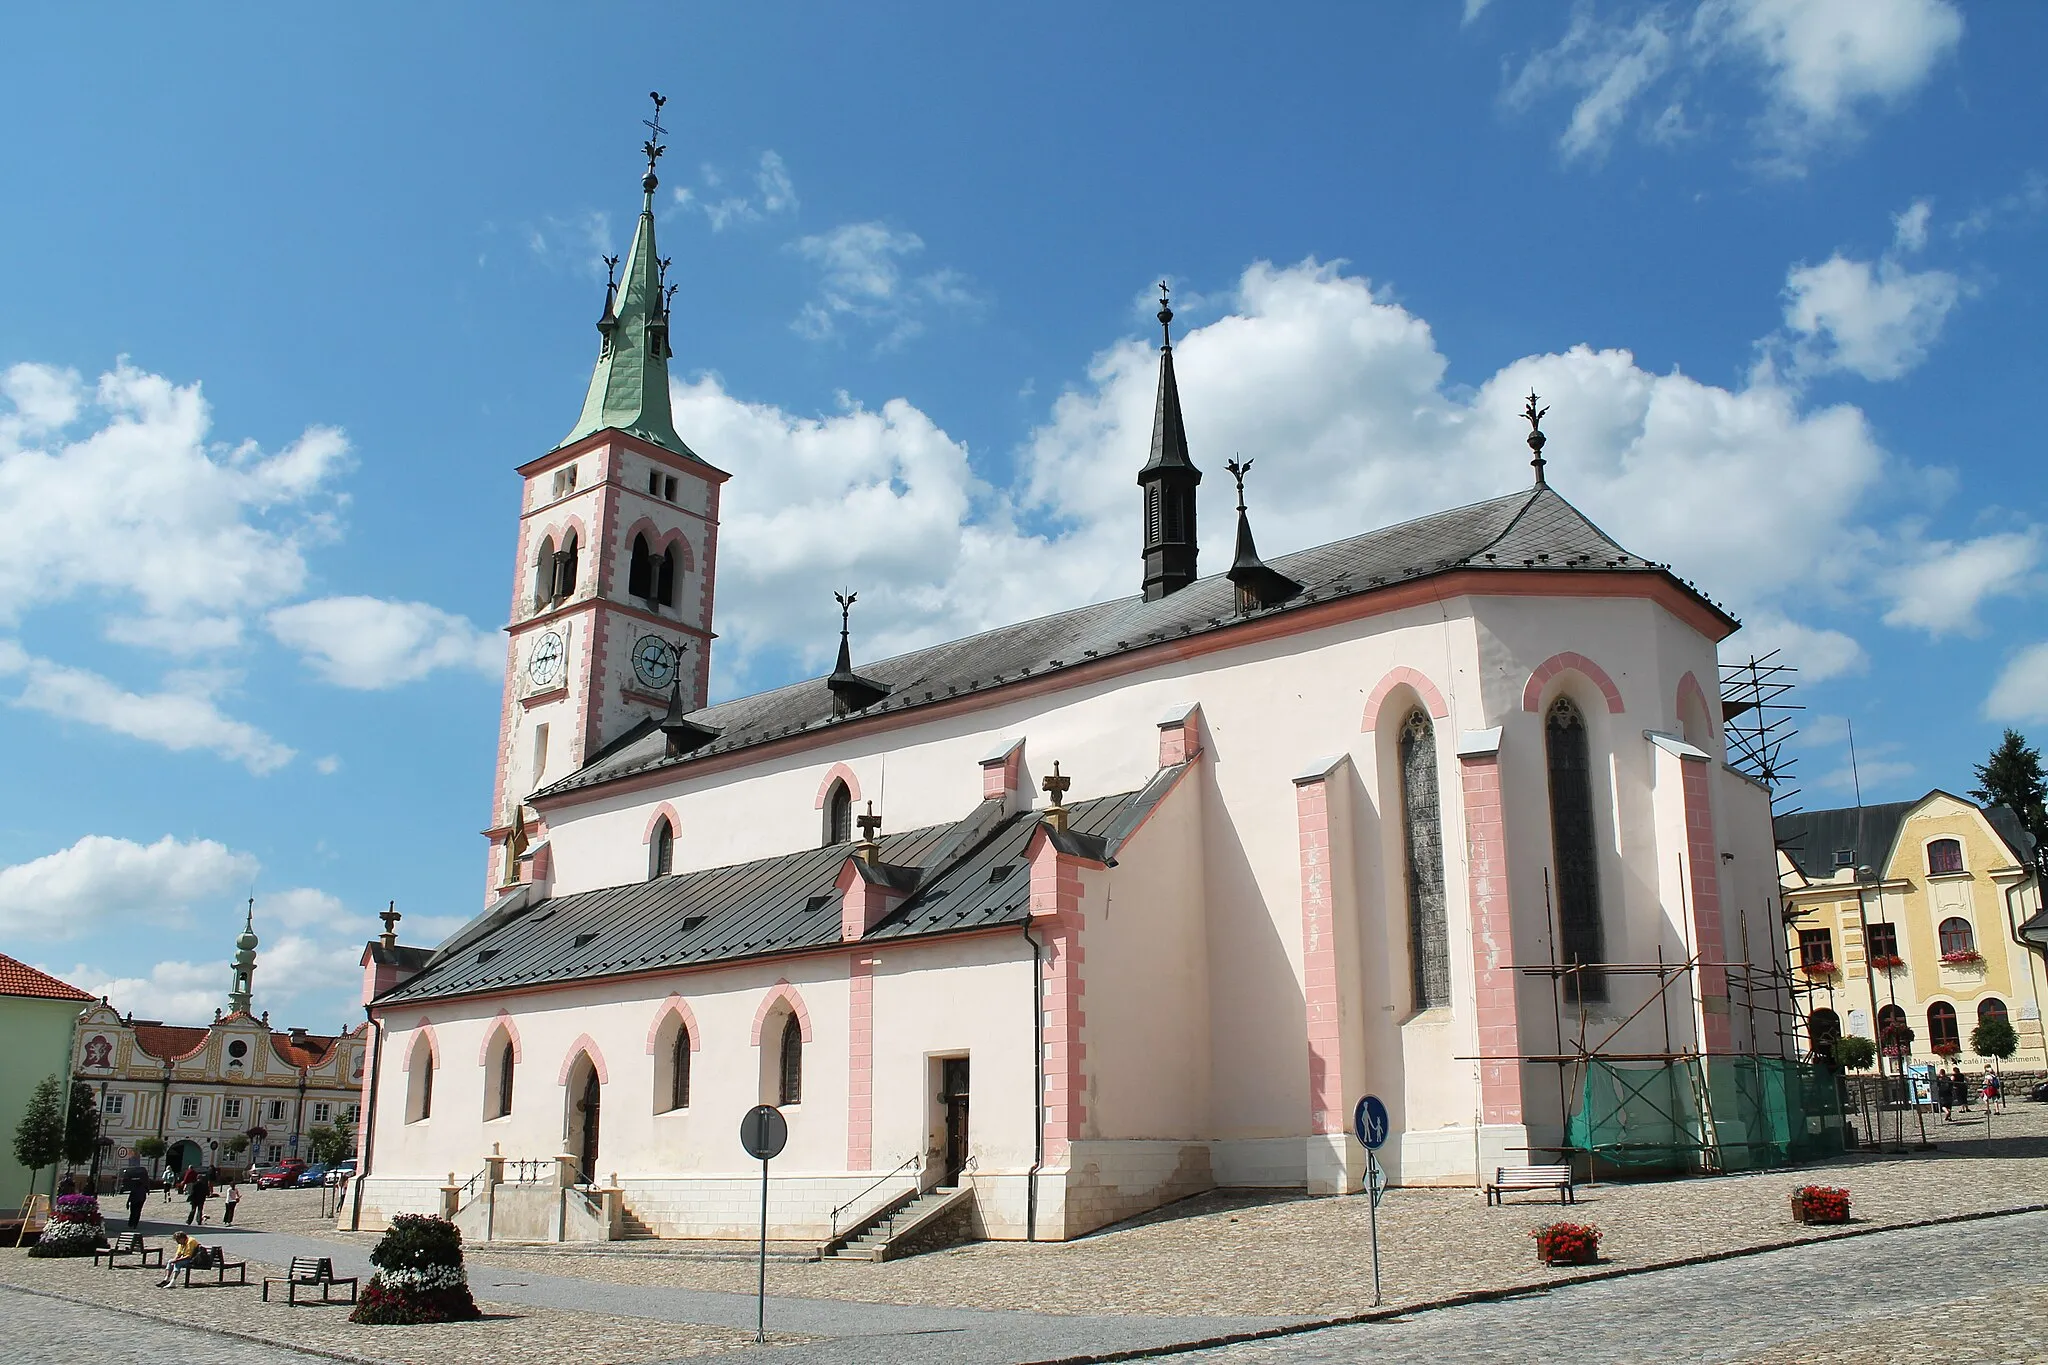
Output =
[
  {"x1": 455, "y1": 1166, "x2": 489, "y2": 1202},
  {"x1": 830, "y1": 1153, "x2": 920, "y2": 1238},
  {"x1": 506, "y1": 1158, "x2": 553, "y2": 1186}
]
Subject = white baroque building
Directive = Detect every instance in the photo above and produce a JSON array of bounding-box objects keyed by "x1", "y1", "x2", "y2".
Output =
[{"x1": 350, "y1": 119, "x2": 1786, "y2": 1242}]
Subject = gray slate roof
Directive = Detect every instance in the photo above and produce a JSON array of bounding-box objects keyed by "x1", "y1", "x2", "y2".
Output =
[
  {"x1": 377, "y1": 776, "x2": 1181, "y2": 1007},
  {"x1": 539, "y1": 484, "x2": 1727, "y2": 804},
  {"x1": 1775, "y1": 792, "x2": 2039, "y2": 882}
]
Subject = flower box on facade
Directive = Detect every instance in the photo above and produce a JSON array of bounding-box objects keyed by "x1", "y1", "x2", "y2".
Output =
[
  {"x1": 1868, "y1": 954, "x2": 1905, "y2": 972},
  {"x1": 1801, "y1": 960, "x2": 1838, "y2": 978},
  {"x1": 1939, "y1": 950, "x2": 1983, "y2": 967},
  {"x1": 1932, "y1": 1041, "x2": 1961, "y2": 1058},
  {"x1": 1532, "y1": 1221, "x2": 1602, "y2": 1266},
  {"x1": 1791, "y1": 1186, "x2": 1850, "y2": 1224}
]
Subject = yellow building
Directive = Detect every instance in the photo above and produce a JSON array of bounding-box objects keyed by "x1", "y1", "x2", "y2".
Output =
[{"x1": 1777, "y1": 791, "x2": 2044, "y2": 1071}]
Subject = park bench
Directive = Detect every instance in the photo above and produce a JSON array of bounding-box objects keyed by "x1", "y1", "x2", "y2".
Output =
[
  {"x1": 261, "y1": 1255, "x2": 358, "y2": 1304},
  {"x1": 92, "y1": 1232, "x2": 164, "y2": 1269},
  {"x1": 168, "y1": 1244, "x2": 248, "y2": 1287},
  {"x1": 1485, "y1": 1164, "x2": 1576, "y2": 1206}
]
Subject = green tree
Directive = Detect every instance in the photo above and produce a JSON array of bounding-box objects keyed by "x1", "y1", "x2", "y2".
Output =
[
  {"x1": 222, "y1": 1134, "x2": 250, "y2": 1162},
  {"x1": 1971, "y1": 729, "x2": 2047, "y2": 843},
  {"x1": 1832, "y1": 1035, "x2": 1877, "y2": 1071},
  {"x1": 1972, "y1": 1016, "x2": 2019, "y2": 1066},
  {"x1": 62, "y1": 1082, "x2": 100, "y2": 1166},
  {"x1": 306, "y1": 1117, "x2": 355, "y2": 1165},
  {"x1": 134, "y1": 1135, "x2": 167, "y2": 1174},
  {"x1": 11, "y1": 1075, "x2": 65, "y2": 1190}
]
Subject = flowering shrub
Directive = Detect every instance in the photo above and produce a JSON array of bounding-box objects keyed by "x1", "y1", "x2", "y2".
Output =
[
  {"x1": 349, "y1": 1214, "x2": 479, "y2": 1324},
  {"x1": 1940, "y1": 949, "x2": 1983, "y2": 966},
  {"x1": 1792, "y1": 1185, "x2": 1850, "y2": 1223},
  {"x1": 29, "y1": 1194, "x2": 104, "y2": 1258},
  {"x1": 1869, "y1": 953, "x2": 1905, "y2": 971},
  {"x1": 1801, "y1": 960, "x2": 1839, "y2": 977},
  {"x1": 1532, "y1": 1221, "x2": 1602, "y2": 1264}
]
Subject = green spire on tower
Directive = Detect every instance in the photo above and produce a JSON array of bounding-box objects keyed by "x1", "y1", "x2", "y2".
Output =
[
  {"x1": 557, "y1": 92, "x2": 701, "y2": 460},
  {"x1": 228, "y1": 898, "x2": 258, "y2": 1017}
]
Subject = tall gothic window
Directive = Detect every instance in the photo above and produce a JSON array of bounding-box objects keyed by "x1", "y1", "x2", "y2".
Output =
[
  {"x1": 1399, "y1": 708, "x2": 1450, "y2": 1009},
  {"x1": 533, "y1": 535, "x2": 557, "y2": 609},
  {"x1": 650, "y1": 817, "x2": 674, "y2": 878},
  {"x1": 824, "y1": 781, "x2": 852, "y2": 846},
  {"x1": 778, "y1": 1014, "x2": 803, "y2": 1106},
  {"x1": 671, "y1": 1025, "x2": 692, "y2": 1110},
  {"x1": 656, "y1": 545, "x2": 677, "y2": 607},
  {"x1": 492, "y1": 1035, "x2": 515, "y2": 1119},
  {"x1": 1546, "y1": 696, "x2": 1606, "y2": 1001},
  {"x1": 629, "y1": 533, "x2": 654, "y2": 599},
  {"x1": 554, "y1": 530, "x2": 579, "y2": 600}
]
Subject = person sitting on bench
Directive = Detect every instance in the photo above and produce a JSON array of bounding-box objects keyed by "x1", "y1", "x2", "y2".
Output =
[{"x1": 157, "y1": 1232, "x2": 205, "y2": 1288}]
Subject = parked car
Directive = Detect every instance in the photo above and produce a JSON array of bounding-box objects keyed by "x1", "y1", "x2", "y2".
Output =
[
  {"x1": 256, "y1": 1161, "x2": 306, "y2": 1189},
  {"x1": 2029, "y1": 1079, "x2": 2048, "y2": 1104},
  {"x1": 326, "y1": 1160, "x2": 356, "y2": 1185},
  {"x1": 294, "y1": 1164, "x2": 331, "y2": 1188}
]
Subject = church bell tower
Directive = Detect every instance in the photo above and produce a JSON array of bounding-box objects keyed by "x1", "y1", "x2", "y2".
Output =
[
  {"x1": 485, "y1": 93, "x2": 728, "y2": 896},
  {"x1": 1139, "y1": 286, "x2": 1200, "y2": 600}
]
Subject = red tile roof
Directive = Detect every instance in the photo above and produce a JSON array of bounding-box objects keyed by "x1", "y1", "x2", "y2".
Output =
[
  {"x1": 271, "y1": 1034, "x2": 339, "y2": 1068},
  {"x1": 0, "y1": 954, "x2": 95, "y2": 1002},
  {"x1": 132, "y1": 1024, "x2": 209, "y2": 1062}
]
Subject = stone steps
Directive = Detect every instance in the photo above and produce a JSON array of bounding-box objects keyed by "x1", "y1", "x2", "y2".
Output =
[{"x1": 824, "y1": 1185, "x2": 965, "y2": 1261}]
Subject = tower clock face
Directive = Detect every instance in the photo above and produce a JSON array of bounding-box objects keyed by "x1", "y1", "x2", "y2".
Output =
[
  {"x1": 528, "y1": 630, "x2": 566, "y2": 688},
  {"x1": 633, "y1": 635, "x2": 677, "y2": 690}
]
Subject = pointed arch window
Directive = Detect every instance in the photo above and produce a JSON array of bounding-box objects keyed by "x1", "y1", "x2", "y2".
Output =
[
  {"x1": 778, "y1": 1013, "x2": 803, "y2": 1106},
  {"x1": 656, "y1": 545, "x2": 677, "y2": 607},
  {"x1": 670, "y1": 1025, "x2": 692, "y2": 1111},
  {"x1": 1399, "y1": 707, "x2": 1450, "y2": 1009},
  {"x1": 406, "y1": 1036, "x2": 434, "y2": 1123},
  {"x1": 824, "y1": 781, "x2": 852, "y2": 847},
  {"x1": 489, "y1": 1033, "x2": 515, "y2": 1120},
  {"x1": 553, "y1": 530, "x2": 580, "y2": 600},
  {"x1": 533, "y1": 536, "x2": 557, "y2": 610},
  {"x1": 650, "y1": 816, "x2": 674, "y2": 879},
  {"x1": 629, "y1": 534, "x2": 654, "y2": 600},
  {"x1": 1545, "y1": 695, "x2": 1606, "y2": 1001}
]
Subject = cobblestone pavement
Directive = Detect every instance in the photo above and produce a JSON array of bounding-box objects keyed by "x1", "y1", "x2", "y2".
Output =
[
  {"x1": 469, "y1": 1103, "x2": 2048, "y2": 1318},
  {"x1": 3, "y1": 1282, "x2": 338, "y2": 1364},
  {"x1": 1166, "y1": 1207, "x2": 2048, "y2": 1364}
]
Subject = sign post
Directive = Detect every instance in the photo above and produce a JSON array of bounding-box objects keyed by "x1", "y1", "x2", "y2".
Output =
[
  {"x1": 739, "y1": 1105, "x2": 788, "y2": 1343},
  {"x1": 1353, "y1": 1094, "x2": 1390, "y2": 1307}
]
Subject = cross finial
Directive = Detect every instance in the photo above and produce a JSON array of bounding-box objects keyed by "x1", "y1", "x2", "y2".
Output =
[
  {"x1": 1041, "y1": 760, "x2": 1072, "y2": 808},
  {"x1": 855, "y1": 801, "x2": 883, "y2": 842},
  {"x1": 641, "y1": 91, "x2": 669, "y2": 188},
  {"x1": 1157, "y1": 281, "x2": 1174, "y2": 346},
  {"x1": 604, "y1": 255, "x2": 619, "y2": 289},
  {"x1": 1522, "y1": 390, "x2": 1549, "y2": 486},
  {"x1": 379, "y1": 901, "x2": 402, "y2": 948},
  {"x1": 834, "y1": 589, "x2": 856, "y2": 635},
  {"x1": 1225, "y1": 456, "x2": 1253, "y2": 513}
]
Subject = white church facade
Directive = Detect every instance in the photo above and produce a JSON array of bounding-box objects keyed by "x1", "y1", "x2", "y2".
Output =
[{"x1": 350, "y1": 111, "x2": 1787, "y2": 1242}]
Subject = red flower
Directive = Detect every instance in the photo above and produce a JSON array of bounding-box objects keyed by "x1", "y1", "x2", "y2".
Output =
[
  {"x1": 1793, "y1": 1185, "x2": 1850, "y2": 1221},
  {"x1": 1532, "y1": 1221, "x2": 1602, "y2": 1263}
]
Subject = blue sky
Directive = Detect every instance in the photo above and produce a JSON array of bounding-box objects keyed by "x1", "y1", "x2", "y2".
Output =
[{"x1": 2, "y1": 1, "x2": 2041, "y2": 1030}]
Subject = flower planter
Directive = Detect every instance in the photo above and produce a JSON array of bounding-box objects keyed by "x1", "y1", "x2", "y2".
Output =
[
  {"x1": 1791, "y1": 1186, "x2": 1850, "y2": 1224},
  {"x1": 1532, "y1": 1222, "x2": 1602, "y2": 1266}
]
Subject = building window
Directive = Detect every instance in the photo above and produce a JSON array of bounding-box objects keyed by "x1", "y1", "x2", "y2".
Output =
[
  {"x1": 648, "y1": 469, "x2": 662, "y2": 497},
  {"x1": 630, "y1": 533, "x2": 655, "y2": 599},
  {"x1": 552, "y1": 465, "x2": 577, "y2": 499},
  {"x1": 312, "y1": 1102, "x2": 331, "y2": 1125},
  {"x1": 671, "y1": 1026, "x2": 691, "y2": 1111},
  {"x1": 778, "y1": 1014, "x2": 803, "y2": 1107},
  {"x1": 102, "y1": 1093, "x2": 125, "y2": 1117},
  {"x1": 222, "y1": 1097, "x2": 242, "y2": 1121},
  {"x1": 1807, "y1": 1008, "x2": 1841, "y2": 1055},
  {"x1": 1927, "y1": 838, "x2": 1964, "y2": 875},
  {"x1": 1877, "y1": 1003, "x2": 1910, "y2": 1055},
  {"x1": 1938, "y1": 917, "x2": 1976, "y2": 957},
  {"x1": 1399, "y1": 708, "x2": 1450, "y2": 1010},
  {"x1": 1928, "y1": 1001, "x2": 1960, "y2": 1053},
  {"x1": 489, "y1": 1034, "x2": 515, "y2": 1120},
  {"x1": 345, "y1": 1104, "x2": 359, "y2": 1124},
  {"x1": 663, "y1": 475, "x2": 678, "y2": 502},
  {"x1": 407, "y1": 1036, "x2": 434, "y2": 1123},
  {"x1": 179, "y1": 1097, "x2": 200, "y2": 1120},
  {"x1": 1545, "y1": 695, "x2": 1606, "y2": 1001},
  {"x1": 533, "y1": 535, "x2": 557, "y2": 609},
  {"x1": 656, "y1": 545, "x2": 677, "y2": 608},
  {"x1": 1145, "y1": 485, "x2": 1162, "y2": 544},
  {"x1": 532, "y1": 723, "x2": 550, "y2": 783},
  {"x1": 268, "y1": 1100, "x2": 287, "y2": 1122},
  {"x1": 553, "y1": 530, "x2": 580, "y2": 600},
  {"x1": 824, "y1": 780, "x2": 852, "y2": 846},
  {"x1": 266, "y1": 1144, "x2": 281, "y2": 1163},
  {"x1": 650, "y1": 816, "x2": 675, "y2": 878},
  {"x1": 1866, "y1": 921, "x2": 1900, "y2": 963},
  {"x1": 1797, "y1": 928, "x2": 1835, "y2": 969}
]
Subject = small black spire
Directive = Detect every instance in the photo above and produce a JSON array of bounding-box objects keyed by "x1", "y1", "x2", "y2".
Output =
[
  {"x1": 598, "y1": 254, "x2": 620, "y2": 332},
  {"x1": 827, "y1": 590, "x2": 891, "y2": 716},
  {"x1": 1523, "y1": 390, "x2": 1549, "y2": 487},
  {"x1": 1139, "y1": 281, "x2": 1201, "y2": 601},
  {"x1": 1224, "y1": 457, "x2": 1302, "y2": 614},
  {"x1": 657, "y1": 640, "x2": 719, "y2": 756}
]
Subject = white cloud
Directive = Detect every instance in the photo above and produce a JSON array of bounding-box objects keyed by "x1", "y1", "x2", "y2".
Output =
[
  {"x1": 0, "y1": 834, "x2": 258, "y2": 939},
  {"x1": 1780, "y1": 250, "x2": 1963, "y2": 381},
  {"x1": 315, "y1": 755, "x2": 341, "y2": 775},
  {"x1": 1892, "y1": 199, "x2": 1932, "y2": 252},
  {"x1": 1986, "y1": 642, "x2": 2048, "y2": 724},
  {"x1": 791, "y1": 223, "x2": 979, "y2": 349},
  {"x1": 686, "y1": 151, "x2": 801, "y2": 232},
  {"x1": 0, "y1": 361, "x2": 349, "y2": 651},
  {"x1": 1724, "y1": 611, "x2": 1866, "y2": 681},
  {"x1": 49, "y1": 929, "x2": 358, "y2": 1028},
  {"x1": 52, "y1": 959, "x2": 222, "y2": 1023},
  {"x1": 1881, "y1": 532, "x2": 2040, "y2": 636},
  {"x1": 0, "y1": 642, "x2": 293, "y2": 773},
  {"x1": 1462, "y1": 0, "x2": 1493, "y2": 22},
  {"x1": 526, "y1": 210, "x2": 613, "y2": 279},
  {"x1": 1505, "y1": 0, "x2": 1962, "y2": 166},
  {"x1": 682, "y1": 258, "x2": 2033, "y2": 695},
  {"x1": 268, "y1": 596, "x2": 502, "y2": 689}
]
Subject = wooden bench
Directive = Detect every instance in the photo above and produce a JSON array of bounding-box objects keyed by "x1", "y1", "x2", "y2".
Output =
[
  {"x1": 262, "y1": 1255, "x2": 358, "y2": 1304},
  {"x1": 168, "y1": 1244, "x2": 248, "y2": 1287},
  {"x1": 93, "y1": 1232, "x2": 164, "y2": 1269},
  {"x1": 1486, "y1": 1164, "x2": 1576, "y2": 1206}
]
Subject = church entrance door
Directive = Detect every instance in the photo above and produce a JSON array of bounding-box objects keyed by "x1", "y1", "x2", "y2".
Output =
[
  {"x1": 940, "y1": 1057, "x2": 970, "y2": 1186},
  {"x1": 572, "y1": 1066, "x2": 601, "y2": 1186}
]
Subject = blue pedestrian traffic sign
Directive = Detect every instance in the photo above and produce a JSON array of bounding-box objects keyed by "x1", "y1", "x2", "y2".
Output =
[{"x1": 1354, "y1": 1094, "x2": 1390, "y2": 1151}]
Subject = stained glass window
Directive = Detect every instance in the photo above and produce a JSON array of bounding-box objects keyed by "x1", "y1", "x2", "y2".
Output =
[{"x1": 1546, "y1": 696, "x2": 1606, "y2": 1001}]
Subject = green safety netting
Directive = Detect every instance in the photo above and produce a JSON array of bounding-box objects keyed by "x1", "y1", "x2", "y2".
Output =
[{"x1": 1564, "y1": 1056, "x2": 1847, "y2": 1173}]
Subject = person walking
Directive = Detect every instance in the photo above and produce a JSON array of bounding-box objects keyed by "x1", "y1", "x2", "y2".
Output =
[
  {"x1": 183, "y1": 1170, "x2": 210, "y2": 1226},
  {"x1": 221, "y1": 1182, "x2": 241, "y2": 1225},
  {"x1": 1982, "y1": 1071, "x2": 1998, "y2": 1113},
  {"x1": 124, "y1": 1174, "x2": 149, "y2": 1232}
]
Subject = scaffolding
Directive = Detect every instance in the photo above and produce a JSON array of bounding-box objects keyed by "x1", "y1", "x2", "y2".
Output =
[{"x1": 1720, "y1": 651, "x2": 1803, "y2": 816}]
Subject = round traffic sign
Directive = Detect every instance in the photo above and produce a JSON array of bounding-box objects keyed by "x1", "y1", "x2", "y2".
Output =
[
  {"x1": 1354, "y1": 1094, "x2": 1390, "y2": 1151},
  {"x1": 739, "y1": 1104, "x2": 788, "y2": 1160}
]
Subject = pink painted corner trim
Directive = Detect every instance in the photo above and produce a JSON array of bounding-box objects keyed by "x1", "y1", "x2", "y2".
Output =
[
  {"x1": 644, "y1": 995, "x2": 703, "y2": 1054},
  {"x1": 814, "y1": 762, "x2": 862, "y2": 810},
  {"x1": 642, "y1": 802, "x2": 682, "y2": 844},
  {"x1": 477, "y1": 1011, "x2": 523, "y2": 1065},
  {"x1": 557, "y1": 1034, "x2": 609, "y2": 1085},
  {"x1": 1362, "y1": 666, "x2": 1450, "y2": 731},
  {"x1": 1521, "y1": 651, "x2": 1625, "y2": 714},
  {"x1": 400, "y1": 1020, "x2": 438, "y2": 1071},
  {"x1": 751, "y1": 979, "x2": 815, "y2": 1044}
]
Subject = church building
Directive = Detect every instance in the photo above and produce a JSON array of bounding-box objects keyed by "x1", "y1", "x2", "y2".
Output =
[{"x1": 351, "y1": 107, "x2": 1789, "y2": 1242}]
